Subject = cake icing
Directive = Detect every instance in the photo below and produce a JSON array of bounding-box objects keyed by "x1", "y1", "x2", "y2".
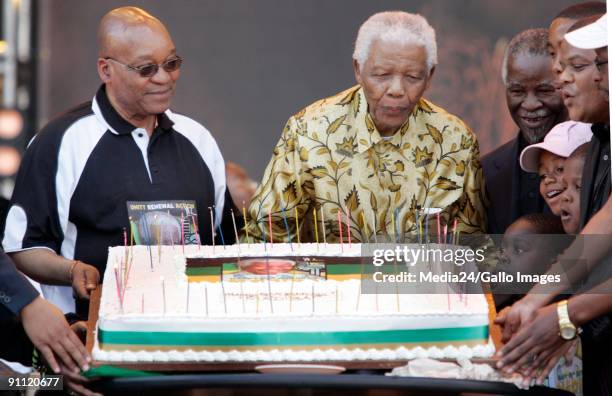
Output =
[{"x1": 93, "y1": 244, "x2": 495, "y2": 363}]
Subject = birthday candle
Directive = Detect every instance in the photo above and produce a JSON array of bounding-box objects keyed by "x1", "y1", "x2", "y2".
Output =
[
  {"x1": 268, "y1": 211, "x2": 274, "y2": 245},
  {"x1": 180, "y1": 211, "x2": 185, "y2": 254},
  {"x1": 313, "y1": 208, "x2": 319, "y2": 247},
  {"x1": 242, "y1": 202, "x2": 251, "y2": 245},
  {"x1": 391, "y1": 209, "x2": 396, "y2": 243},
  {"x1": 142, "y1": 215, "x2": 154, "y2": 271},
  {"x1": 337, "y1": 210, "x2": 343, "y2": 250},
  {"x1": 221, "y1": 279, "x2": 228, "y2": 314},
  {"x1": 452, "y1": 218, "x2": 458, "y2": 245},
  {"x1": 321, "y1": 206, "x2": 327, "y2": 245},
  {"x1": 113, "y1": 265, "x2": 123, "y2": 308},
  {"x1": 281, "y1": 207, "x2": 293, "y2": 250},
  {"x1": 204, "y1": 284, "x2": 209, "y2": 316},
  {"x1": 345, "y1": 208, "x2": 352, "y2": 247},
  {"x1": 437, "y1": 212, "x2": 441, "y2": 244},
  {"x1": 294, "y1": 207, "x2": 300, "y2": 245},
  {"x1": 443, "y1": 223, "x2": 448, "y2": 245},
  {"x1": 230, "y1": 209, "x2": 240, "y2": 253},
  {"x1": 161, "y1": 276, "x2": 166, "y2": 315},
  {"x1": 215, "y1": 206, "x2": 226, "y2": 250},
  {"x1": 265, "y1": 258, "x2": 274, "y2": 314},
  {"x1": 192, "y1": 214, "x2": 201, "y2": 249},
  {"x1": 208, "y1": 207, "x2": 216, "y2": 253}
]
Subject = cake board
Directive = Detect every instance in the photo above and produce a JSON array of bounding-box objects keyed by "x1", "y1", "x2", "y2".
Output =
[{"x1": 86, "y1": 286, "x2": 502, "y2": 372}]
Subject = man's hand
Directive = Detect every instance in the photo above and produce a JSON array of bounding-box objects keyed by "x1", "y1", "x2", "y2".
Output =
[
  {"x1": 20, "y1": 297, "x2": 90, "y2": 374},
  {"x1": 71, "y1": 261, "x2": 99, "y2": 299},
  {"x1": 59, "y1": 361, "x2": 102, "y2": 396},
  {"x1": 496, "y1": 304, "x2": 567, "y2": 386},
  {"x1": 494, "y1": 297, "x2": 539, "y2": 343}
]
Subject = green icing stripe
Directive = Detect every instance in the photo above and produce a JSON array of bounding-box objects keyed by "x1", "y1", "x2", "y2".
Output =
[
  {"x1": 223, "y1": 263, "x2": 239, "y2": 272},
  {"x1": 99, "y1": 326, "x2": 488, "y2": 347},
  {"x1": 186, "y1": 267, "x2": 221, "y2": 276},
  {"x1": 326, "y1": 264, "x2": 362, "y2": 275}
]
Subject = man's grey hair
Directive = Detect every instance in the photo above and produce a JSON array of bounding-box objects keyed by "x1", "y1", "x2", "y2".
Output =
[
  {"x1": 501, "y1": 28, "x2": 550, "y2": 86},
  {"x1": 353, "y1": 11, "x2": 437, "y2": 72}
]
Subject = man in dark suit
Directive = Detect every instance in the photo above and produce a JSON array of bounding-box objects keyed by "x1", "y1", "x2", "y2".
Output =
[
  {"x1": 482, "y1": 28, "x2": 567, "y2": 234},
  {"x1": 0, "y1": 252, "x2": 90, "y2": 374}
]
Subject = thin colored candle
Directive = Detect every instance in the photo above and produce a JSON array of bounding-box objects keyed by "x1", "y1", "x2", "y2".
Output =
[
  {"x1": 345, "y1": 208, "x2": 352, "y2": 247},
  {"x1": 443, "y1": 223, "x2": 448, "y2": 245},
  {"x1": 141, "y1": 215, "x2": 154, "y2": 271},
  {"x1": 294, "y1": 207, "x2": 301, "y2": 245},
  {"x1": 215, "y1": 206, "x2": 226, "y2": 250},
  {"x1": 129, "y1": 220, "x2": 135, "y2": 258},
  {"x1": 123, "y1": 228, "x2": 128, "y2": 272},
  {"x1": 180, "y1": 211, "x2": 185, "y2": 254},
  {"x1": 208, "y1": 207, "x2": 216, "y2": 253},
  {"x1": 313, "y1": 208, "x2": 319, "y2": 248},
  {"x1": 452, "y1": 218, "x2": 458, "y2": 245},
  {"x1": 335, "y1": 284, "x2": 339, "y2": 314},
  {"x1": 268, "y1": 211, "x2": 274, "y2": 245},
  {"x1": 391, "y1": 209, "x2": 396, "y2": 243},
  {"x1": 230, "y1": 209, "x2": 240, "y2": 253},
  {"x1": 437, "y1": 212, "x2": 441, "y2": 244},
  {"x1": 289, "y1": 270, "x2": 296, "y2": 312},
  {"x1": 424, "y1": 212, "x2": 429, "y2": 244},
  {"x1": 221, "y1": 279, "x2": 228, "y2": 314},
  {"x1": 265, "y1": 258, "x2": 274, "y2": 314},
  {"x1": 240, "y1": 280, "x2": 246, "y2": 314},
  {"x1": 204, "y1": 284, "x2": 209, "y2": 316},
  {"x1": 242, "y1": 202, "x2": 251, "y2": 245},
  {"x1": 320, "y1": 206, "x2": 327, "y2": 245},
  {"x1": 113, "y1": 265, "x2": 123, "y2": 308},
  {"x1": 337, "y1": 210, "x2": 343, "y2": 251},
  {"x1": 280, "y1": 207, "x2": 293, "y2": 250},
  {"x1": 415, "y1": 210, "x2": 420, "y2": 243},
  {"x1": 161, "y1": 276, "x2": 166, "y2": 315}
]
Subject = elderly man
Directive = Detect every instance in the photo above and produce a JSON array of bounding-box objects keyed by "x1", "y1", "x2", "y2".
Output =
[
  {"x1": 3, "y1": 7, "x2": 234, "y2": 318},
  {"x1": 246, "y1": 11, "x2": 486, "y2": 243},
  {"x1": 482, "y1": 28, "x2": 566, "y2": 235}
]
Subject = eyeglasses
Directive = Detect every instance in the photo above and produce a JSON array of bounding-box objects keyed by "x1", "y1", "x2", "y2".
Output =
[
  {"x1": 104, "y1": 56, "x2": 183, "y2": 78},
  {"x1": 595, "y1": 59, "x2": 608, "y2": 72}
]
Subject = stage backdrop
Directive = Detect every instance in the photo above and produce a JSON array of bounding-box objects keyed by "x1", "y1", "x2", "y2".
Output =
[{"x1": 37, "y1": 0, "x2": 581, "y2": 181}]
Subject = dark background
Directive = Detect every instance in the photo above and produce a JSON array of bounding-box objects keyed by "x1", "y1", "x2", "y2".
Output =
[{"x1": 37, "y1": 0, "x2": 580, "y2": 181}]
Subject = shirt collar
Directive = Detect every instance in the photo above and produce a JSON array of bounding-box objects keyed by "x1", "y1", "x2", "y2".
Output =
[
  {"x1": 92, "y1": 84, "x2": 174, "y2": 136},
  {"x1": 353, "y1": 87, "x2": 422, "y2": 154}
]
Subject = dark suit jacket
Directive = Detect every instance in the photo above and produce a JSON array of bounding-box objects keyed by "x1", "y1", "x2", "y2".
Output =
[
  {"x1": 481, "y1": 134, "x2": 548, "y2": 234},
  {"x1": 0, "y1": 252, "x2": 38, "y2": 320}
]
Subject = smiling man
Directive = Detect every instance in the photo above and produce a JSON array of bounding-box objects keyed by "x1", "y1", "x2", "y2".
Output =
[
  {"x1": 2, "y1": 6, "x2": 234, "y2": 327},
  {"x1": 482, "y1": 29, "x2": 566, "y2": 234},
  {"x1": 246, "y1": 11, "x2": 486, "y2": 243}
]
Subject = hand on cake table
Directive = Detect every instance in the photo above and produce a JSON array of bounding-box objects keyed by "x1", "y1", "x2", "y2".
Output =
[
  {"x1": 60, "y1": 361, "x2": 102, "y2": 396},
  {"x1": 71, "y1": 260, "x2": 100, "y2": 299},
  {"x1": 494, "y1": 296, "x2": 539, "y2": 343},
  {"x1": 21, "y1": 297, "x2": 91, "y2": 374},
  {"x1": 495, "y1": 304, "x2": 569, "y2": 387}
]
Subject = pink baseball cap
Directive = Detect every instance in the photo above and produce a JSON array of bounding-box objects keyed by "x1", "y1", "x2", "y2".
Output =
[{"x1": 519, "y1": 121, "x2": 593, "y2": 173}]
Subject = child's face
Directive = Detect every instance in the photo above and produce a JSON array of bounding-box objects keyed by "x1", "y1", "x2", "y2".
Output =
[
  {"x1": 538, "y1": 151, "x2": 565, "y2": 215},
  {"x1": 559, "y1": 155, "x2": 584, "y2": 234},
  {"x1": 499, "y1": 219, "x2": 548, "y2": 275}
]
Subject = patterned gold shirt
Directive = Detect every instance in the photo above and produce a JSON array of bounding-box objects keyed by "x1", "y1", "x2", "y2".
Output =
[{"x1": 245, "y1": 85, "x2": 487, "y2": 243}]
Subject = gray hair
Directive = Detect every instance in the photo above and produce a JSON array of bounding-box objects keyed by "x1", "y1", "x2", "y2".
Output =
[
  {"x1": 353, "y1": 11, "x2": 437, "y2": 72},
  {"x1": 501, "y1": 28, "x2": 550, "y2": 86}
]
